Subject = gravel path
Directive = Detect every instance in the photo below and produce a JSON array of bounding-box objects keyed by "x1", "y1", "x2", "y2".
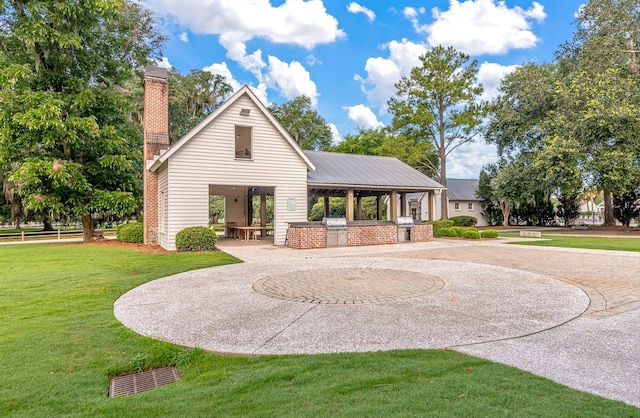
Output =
[{"x1": 114, "y1": 238, "x2": 640, "y2": 407}]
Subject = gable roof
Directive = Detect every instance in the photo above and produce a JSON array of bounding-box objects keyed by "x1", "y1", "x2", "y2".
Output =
[
  {"x1": 305, "y1": 151, "x2": 445, "y2": 191},
  {"x1": 148, "y1": 85, "x2": 315, "y2": 172},
  {"x1": 445, "y1": 179, "x2": 481, "y2": 201}
]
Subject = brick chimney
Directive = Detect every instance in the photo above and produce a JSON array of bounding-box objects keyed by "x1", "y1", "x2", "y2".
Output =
[{"x1": 143, "y1": 65, "x2": 169, "y2": 246}]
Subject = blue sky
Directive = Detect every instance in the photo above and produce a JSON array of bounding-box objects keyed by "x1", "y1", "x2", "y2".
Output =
[{"x1": 146, "y1": 0, "x2": 585, "y2": 178}]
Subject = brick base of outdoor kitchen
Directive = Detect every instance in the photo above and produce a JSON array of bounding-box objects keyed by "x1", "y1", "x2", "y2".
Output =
[{"x1": 287, "y1": 222, "x2": 433, "y2": 250}]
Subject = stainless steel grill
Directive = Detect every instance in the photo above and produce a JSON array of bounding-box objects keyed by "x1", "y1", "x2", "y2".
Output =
[
  {"x1": 395, "y1": 216, "x2": 415, "y2": 242},
  {"x1": 395, "y1": 216, "x2": 415, "y2": 227},
  {"x1": 323, "y1": 217, "x2": 348, "y2": 247}
]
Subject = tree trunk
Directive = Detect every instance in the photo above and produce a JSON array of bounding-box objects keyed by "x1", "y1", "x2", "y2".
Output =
[
  {"x1": 603, "y1": 188, "x2": 615, "y2": 225},
  {"x1": 439, "y1": 147, "x2": 448, "y2": 219},
  {"x1": 440, "y1": 189, "x2": 448, "y2": 220},
  {"x1": 81, "y1": 213, "x2": 94, "y2": 242},
  {"x1": 42, "y1": 216, "x2": 53, "y2": 231},
  {"x1": 500, "y1": 201, "x2": 510, "y2": 226}
]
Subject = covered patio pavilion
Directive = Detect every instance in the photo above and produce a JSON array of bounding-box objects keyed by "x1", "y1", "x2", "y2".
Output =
[
  {"x1": 303, "y1": 150, "x2": 444, "y2": 222},
  {"x1": 217, "y1": 151, "x2": 446, "y2": 244}
]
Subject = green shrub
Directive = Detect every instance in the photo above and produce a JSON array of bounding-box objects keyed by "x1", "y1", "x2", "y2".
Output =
[
  {"x1": 117, "y1": 222, "x2": 143, "y2": 243},
  {"x1": 435, "y1": 227, "x2": 458, "y2": 237},
  {"x1": 176, "y1": 226, "x2": 218, "y2": 252},
  {"x1": 481, "y1": 229, "x2": 499, "y2": 239},
  {"x1": 462, "y1": 228, "x2": 481, "y2": 240},
  {"x1": 450, "y1": 216, "x2": 478, "y2": 227},
  {"x1": 429, "y1": 219, "x2": 454, "y2": 232},
  {"x1": 450, "y1": 226, "x2": 465, "y2": 237}
]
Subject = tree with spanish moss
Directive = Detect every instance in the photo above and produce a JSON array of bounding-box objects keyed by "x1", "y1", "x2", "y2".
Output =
[
  {"x1": 0, "y1": 0, "x2": 164, "y2": 241},
  {"x1": 269, "y1": 96, "x2": 332, "y2": 151}
]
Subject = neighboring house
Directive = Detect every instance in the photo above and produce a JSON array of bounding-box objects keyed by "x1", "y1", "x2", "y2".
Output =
[
  {"x1": 444, "y1": 179, "x2": 487, "y2": 226},
  {"x1": 433, "y1": 179, "x2": 488, "y2": 226},
  {"x1": 578, "y1": 200, "x2": 605, "y2": 224},
  {"x1": 142, "y1": 67, "x2": 445, "y2": 250},
  {"x1": 390, "y1": 179, "x2": 487, "y2": 225}
]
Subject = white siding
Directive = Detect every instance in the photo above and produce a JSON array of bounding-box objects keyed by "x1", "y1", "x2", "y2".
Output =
[
  {"x1": 449, "y1": 200, "x2": 487, "y2": 226},
  {"x1": 158, "y1": 166, "x2": 169, "y2": 248},
  {"x1": 163, "y1": 94, "x2": 308, "y2": 249}
]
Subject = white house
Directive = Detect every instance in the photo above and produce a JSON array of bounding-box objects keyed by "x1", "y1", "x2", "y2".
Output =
[
  {"x1": 143, "y1": 74, "x2": 313, "y2": 249},
  {"x1": 437, "y1": 179, "x2": 487, "y2": 226},
  {"x1": 141, "y1": 66, "x2": 445, "y2": 250}
]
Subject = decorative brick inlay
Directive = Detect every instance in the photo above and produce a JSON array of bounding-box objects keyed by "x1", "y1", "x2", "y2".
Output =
[
  {"x1": 347, "y1": 224, "x2": 397, "y2": 246},
  {"x1": 253, "y1": 268, "x2": 445, "y2": 304},
  {"x1": 413, "y1": 223, "x2": 433, "y2": 242},
  {"x1": 286, "y1": 226, "x2": 326, "y2": 249}
]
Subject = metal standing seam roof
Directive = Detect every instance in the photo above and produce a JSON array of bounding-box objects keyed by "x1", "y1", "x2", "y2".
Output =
[
  {"x1": 445, "y1": 179, "x2": 481, "y2": 201},
  {"x1": 304, "y1": 151, "x2": 445, "y2": 190}
]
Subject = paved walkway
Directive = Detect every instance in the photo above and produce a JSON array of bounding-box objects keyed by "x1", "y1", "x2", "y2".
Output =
[{"x1": 114, "y1": 238, "x2": 640, "y2": 408}]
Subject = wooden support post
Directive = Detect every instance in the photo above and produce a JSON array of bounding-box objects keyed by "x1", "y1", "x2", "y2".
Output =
[
  {"x1": 400, "y1": 193, "x2": 406, "y2": 217},
  {"x1": 260, "y1": 193, "x2": 267, "y2": 238},
  {"x1": 346, "y1": 189, "x2": 354, "y2": 221},
  {"x1": 324, "y1": 196, "x2": 330, "y2": 218},
  {"x1": 356, "y1": 196, "x2": 362, "y2": 220},
  {"x1": 390, "y1": 191, "x2": 398, "y2": 221},
  {"x1": 376, "y1": 195, "x2": 383, "y2": 220},
  {"x1": 428, "y1": 191, "x2": 434, "y2": 221}
]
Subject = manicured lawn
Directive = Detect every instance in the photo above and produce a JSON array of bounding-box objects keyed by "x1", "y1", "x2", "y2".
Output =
[
  {"x1": 1, "y1": 244, "x2": 637, "y2": 417},
  {"x1": 499, "y1": 232, "x2": 640, "y2": 252}
]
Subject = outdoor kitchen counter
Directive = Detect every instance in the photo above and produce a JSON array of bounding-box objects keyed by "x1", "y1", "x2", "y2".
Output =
[
  {"x1": 287, "y1": 221, "x2": 324, "y2": 228},
  {"x1": 347, "y1": 220, "x2": 394, "y2": 226},
  {"x1": 287, "y1": 220, "x2": 432, "y2": 249}
]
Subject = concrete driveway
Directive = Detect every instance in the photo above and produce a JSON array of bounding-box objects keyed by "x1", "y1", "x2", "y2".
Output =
[{"x1": 114, "y1": 238, "x2": 640, "y2": 407}]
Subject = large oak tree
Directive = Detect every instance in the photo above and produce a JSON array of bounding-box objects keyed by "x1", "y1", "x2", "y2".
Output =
[{"x1": 0, "y1": 0, "x2": 164, "y2": 240}]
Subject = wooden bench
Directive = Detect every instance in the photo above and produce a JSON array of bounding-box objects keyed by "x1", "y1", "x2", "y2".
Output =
[{"x1": 520, "y1": 230, "x2": 542, "y2": 238}]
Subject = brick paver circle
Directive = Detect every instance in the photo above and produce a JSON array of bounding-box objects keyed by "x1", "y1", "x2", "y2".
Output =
[{"x1": 253, "y1": 268, "x2": 445, "y2": 304}]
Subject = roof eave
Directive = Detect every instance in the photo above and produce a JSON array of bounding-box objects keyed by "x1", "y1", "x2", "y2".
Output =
[
  {"x1": 308, "y1": 182, "x2": 446, "y2": 191},
  {"x1": 147, "y1": 85, "x2": 316, "y2": 172}
]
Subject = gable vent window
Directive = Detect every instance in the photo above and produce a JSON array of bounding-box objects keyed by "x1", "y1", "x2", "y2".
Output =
[{"x1": 235, "y1": 125, "x2": 252, "y2": 159}]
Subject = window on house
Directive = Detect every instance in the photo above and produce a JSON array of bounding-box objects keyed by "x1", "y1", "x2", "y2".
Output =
[
  {"x1": 454, "y1": 202, "x2": 460, "y2": 211},
  {"x1": 235, "y1": 126, "x2": 252, "y2": 159},
  {"x1": 468, "y1": 203, "x2": 474, "y2": 211}
]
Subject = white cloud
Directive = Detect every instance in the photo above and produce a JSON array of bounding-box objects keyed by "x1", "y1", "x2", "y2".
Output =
[
  {"x1": 328, "y1": 123, "x2": 342, "y2": 144},
  {"x1": 202, "y1": 62, "x2": 242, "y2": 91},
  {"x1": 344, "y1": 104, "x2": 384, "y2": 130},
  {"x1": 203, "y1": 62, "x2": 270, "y2": 104},
  {"x1": 264, "y1": 56, "x2": 318, "y2": 106},
  {"x1": 424, "y1": 0, "x2": 547, "y2": 55},
  {"x1": 347, "y1": 2, "x2": 375, "y2": 22},
  {"x1": 156, "y1": 57, "x2": 172, "y2": 69},
  {"x1": 403, "y1": 6, "x2": 428, "y2": 32},
  {"x1": 250, "y1": 83, "x2": 269, "y2": 106},
  {"x1": 447, "y1": 141, "x2": 498, "y2": 178},
  {"x1": 223, "y1": 40, "x2": 266, "y2": 77},
  {"x1": 147, "y1": 0, "x2": 343, "y2": 91},
  {"x1": 477, "y1": 62, "x2": 519, "y2": 101},
  {"x1": 147, "y1": 0, "x2": 345, "y2": 67},
  {"x1": 179, "y1": 32, "x2": 189, "y2": 42},
  {"x1": 356, "y1": 39, "x2": 428, "y2": 110},
  {"x1": 306, "y1": 54, "x2": 322, "y2": 66},
  {"x1": 526, "y1": 2, "x2": 546, "y2": 22}
]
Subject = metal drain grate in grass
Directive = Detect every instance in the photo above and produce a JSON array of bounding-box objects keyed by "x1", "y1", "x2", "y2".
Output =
[{"x1": 109, "y1": 367, "x2": 179, "y2": 397}]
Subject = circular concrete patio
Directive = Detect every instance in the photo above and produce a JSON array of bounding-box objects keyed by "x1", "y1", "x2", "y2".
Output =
[{"x1": 114, "y1": 254, "x2": 587, "y2": 355}]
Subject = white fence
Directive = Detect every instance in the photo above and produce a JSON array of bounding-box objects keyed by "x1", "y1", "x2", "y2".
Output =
[{"x1": 0, "y1": 229, "x2": 116, "y2": 242}]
